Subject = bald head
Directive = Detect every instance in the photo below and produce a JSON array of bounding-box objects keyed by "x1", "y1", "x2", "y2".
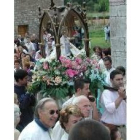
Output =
[{"x1": 72, "y1": 95, "x2": 91, "y2": 118}]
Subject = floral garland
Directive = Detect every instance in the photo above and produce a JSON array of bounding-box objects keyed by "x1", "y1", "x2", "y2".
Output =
[{"x1": 27, "y1": 56, "x2": 106, "y2": 99}]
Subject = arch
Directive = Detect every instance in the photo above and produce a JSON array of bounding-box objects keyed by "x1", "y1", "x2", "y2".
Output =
[{"x1": 39, "y1": 4, "x2": 90, "y2": 59}]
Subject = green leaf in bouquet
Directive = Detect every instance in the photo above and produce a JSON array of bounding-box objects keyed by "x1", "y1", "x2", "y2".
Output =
[
  {"x1": 41, "y1": 82, "x2": 47, "y2": 91},
  {"x1": 43, "y1": 91, "x2": 49, "y2": 98}
]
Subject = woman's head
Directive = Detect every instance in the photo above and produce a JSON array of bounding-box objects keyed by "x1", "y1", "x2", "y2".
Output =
[
  {"x1": 20, "y1": 52, "x2": 26, "y2": 60},
  {"x1": 93, "y1": 46, "x2": 102, "y2": 56},
  {"x1": 59, "y1": 105, "x2": 83, "y2": 133},
  {"x1": 23, "y1": 61, "x2": 30, "y2": 71}
]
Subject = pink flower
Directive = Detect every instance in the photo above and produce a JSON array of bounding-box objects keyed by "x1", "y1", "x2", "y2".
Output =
[
  {"x1": 59, "y1": 56, "x2": 65, "y2": 62},
  {"x1": 71, "y1": 61, "x2": 77, "y2": 69},
  {"x1": 75, "y1": 58, "x2": 82, "y2": 65},
  {"x1": 66, "y1": 69, "x2": 78, "y2": 78},
  {"x1": 43, "y1": 62, "x2": 49, "y2": 70}
]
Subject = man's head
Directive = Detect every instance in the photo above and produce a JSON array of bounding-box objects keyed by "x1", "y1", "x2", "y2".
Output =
[
  {"x1": 14, "y1": 60, "x2": 21, "y2": 70},
  {"x1": 72, "y1": 95, "x2": 91, "y2": 118},
  {"x1": 103, "y1": 56, "x2": 112, "y2": 70},
  {"x1": 59, "y1": 104, "x2": 83, "y2": 133},
  {"x1": 116, "y1": 66, "x2": 126, "y2": 76},
  {"x1": 34, "y1": 98, "x2": 58, "y2": 128},
  {"x1": 26, "y1": 37, "x2": 31, "y2": 43},
  {"x1": 14, "y1": 69, "x2": 28, "y2": 86},
  {"x1": 110, "y1": 70, "x2": 124, "y2": 88},
  {"x1": 68, "y1": 120, "x2": 111, "y2": 140},
  {"x1": 74, "y1": 78, "x2": 90, "y2": 97}
]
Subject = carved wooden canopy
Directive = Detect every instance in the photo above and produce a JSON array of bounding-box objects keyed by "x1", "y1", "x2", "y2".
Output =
[{"x1": 38, "y1": 1, "x2": 90, "y2": 59}]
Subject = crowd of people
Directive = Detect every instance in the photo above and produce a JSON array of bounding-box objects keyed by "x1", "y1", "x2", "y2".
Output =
[{"x1": 14, "y1": 31, "x2": 126, "y2": 140}]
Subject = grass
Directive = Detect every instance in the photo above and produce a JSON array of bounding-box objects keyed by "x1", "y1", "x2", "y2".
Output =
[{"x1": 88, "y1": 27, "x2": 111, "y2": 55}]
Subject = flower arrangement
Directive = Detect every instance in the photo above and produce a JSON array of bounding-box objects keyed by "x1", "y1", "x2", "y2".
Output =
[{"x1": 27, "y1": 56, "x2": 106, "y2": 99}]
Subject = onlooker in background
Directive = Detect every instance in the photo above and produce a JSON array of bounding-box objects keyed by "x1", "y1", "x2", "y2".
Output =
[
  {"x1": 22, "y1": 61, "x2": 33, "y2": 82},
  {"x1": 103, "y1": 56, "x2": 115, "y2": 86},
  {"x1": 59, "y1": 105, "x2": 83, "y2": 140},
  {"x1": 23, "y1": 32, "x2": 30, "y2": 44},
  {"x1": 93, "y1": 46, "x2": 102, "y2": 57},
  {"x1": 31, "y1": 33, "x2": 39, "y2": 52},
  {"x1": 14, "y1": 104, "x2": 21, "y2": 140},
  {"x1": 35, "y1": 44, "x2": 43, "y2": 61},
  {"x1": 104, "y1": 24, "x2": 110, "y2": 42},
  {"x1": 14, "y1": 60, "x2": 22, "y2": 72},
  {"x1": 25, "y1": 37, "x2": 36, "y2": 58},
  {"x1": 102, "y1": 48, "x2": 111, "y2": 58},
  {"x1": 14, "y1": 69, "x2": 36, "y2": 131},
  {"x1": 18, "y1": 98, "x2": 59, "y2": 140},
  {"x1": 91, "y1": 46, "x2": 102, "y2": 61},
  {"x1": 68, "y1": 120, "x2": 111, "y2": 140},
  {"x1": 14, "y1": 54, "x2": 19, "y2": 61}
]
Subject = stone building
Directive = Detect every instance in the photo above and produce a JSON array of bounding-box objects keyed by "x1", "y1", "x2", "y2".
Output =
[
  {"x1": 14, "y1": 0, "x2": 64, "y2": 37},
  {"x1": 109, "y1": 0, "x2": 126, "y2": 68}
]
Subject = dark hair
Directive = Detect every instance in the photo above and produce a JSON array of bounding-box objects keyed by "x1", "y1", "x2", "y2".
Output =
[
  {"x1": 14, "y1": 60, "x2": 20, "y2": 64},
  {"x1": 26, "y1": 54, "x2": 35, "y2": 62},
  {"x1": 93, "y1": 46, "x2": 102, "y2": 53},
  {"x1": 110, "y1": 70, "x2": 123, "y2": 80},
  {"x1": 103, "y1": 56, "x2": 112, "y2": 63},
  {"x1": 68, "y1": 120, "x2": 111, "y2": 140},
  {"x1": 102, "y1": 48, "x2": 111, "y2": 56},
  {"x1": 14, "y1": 69, "x2": 28, "y2": 82},
  {"x1": 116, "y1": 66, "x2": 126, "y2": 76},
  {"x1": 74, "y1": 78, "x2": 90, "y2": 92},
  {"x1": 20, "y1": 52, "x2": 26, "y2": 59}
]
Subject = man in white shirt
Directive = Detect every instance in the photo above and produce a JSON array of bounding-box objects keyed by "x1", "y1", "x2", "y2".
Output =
[
  {"x1": 52, "y1": 79, "x2": 99, "y2": 140},
  {"x1": 25, "y1": 37, "x2": 35, "y2": 58},
  {"x1": 101, "y1": 70, "x2": 126, "y2": 140},
  {"x1": 62, "y1": 78, "x2": 99, "y2": 120},
  {"x1": 103, "y1": 56, "x2": 115, "y2": 86},
  {"x1": 18, "y1": 98, "x2": 59, "y2": 140}
]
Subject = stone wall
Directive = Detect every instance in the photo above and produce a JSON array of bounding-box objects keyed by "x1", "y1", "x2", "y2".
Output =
[
  {"x1": 109, "y1": 0, "x2": 126, "y2": 68},
  {"x1": 14, "y1": 0, "x2": 64, "y2": 37}
]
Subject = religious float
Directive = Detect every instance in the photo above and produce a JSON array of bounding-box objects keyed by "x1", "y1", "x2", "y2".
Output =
[{"x1": 27, "y1": 1, "x2": 107, "y2": 105}]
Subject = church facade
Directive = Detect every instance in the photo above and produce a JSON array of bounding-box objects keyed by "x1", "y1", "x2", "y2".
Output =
[{"x1": 14, "y1": 0, "x2": 64, "y2": 37}]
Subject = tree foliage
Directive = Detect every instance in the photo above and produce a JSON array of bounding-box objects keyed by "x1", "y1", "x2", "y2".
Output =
[{"x1": 64, "y1": 0, "x2": 109, "y2": 12}]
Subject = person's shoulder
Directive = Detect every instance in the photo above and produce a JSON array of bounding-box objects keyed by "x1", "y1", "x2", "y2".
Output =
[
  {"x1": 14, "y1": 129, "x2": 20, "y2": 135},
  {"x1": 22, "y1": 121, "x2": 40, "y2": 132},
  {"x1": 19, "y1": 121, "x2": 43, "y2": 138},
  {"x1": 62, "y1": 96, "x2": 74, "y2": 108},
  {"x1": 102, "y1": 89, "x2": 113, "y2": 95}
]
